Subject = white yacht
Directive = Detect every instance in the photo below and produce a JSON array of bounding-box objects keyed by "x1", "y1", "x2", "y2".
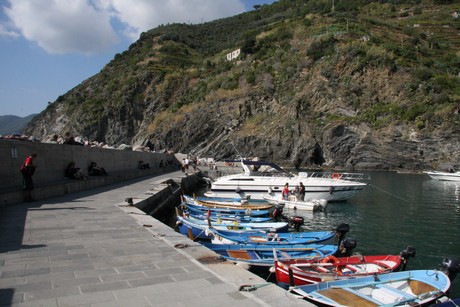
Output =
[
  {"x1": 424, "y1": 170, "x2": 460, "y2": 182},
  {"x1": 205, "y1": 159, "x2": 368, "y2": 202}
]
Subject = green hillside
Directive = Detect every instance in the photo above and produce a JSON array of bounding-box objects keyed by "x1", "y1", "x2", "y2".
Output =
[{"x1": 25, "y1": 0, "x2": 460, "y2": 170}]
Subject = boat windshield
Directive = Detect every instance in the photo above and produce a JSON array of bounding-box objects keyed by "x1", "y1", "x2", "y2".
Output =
[{"x1": 225, "y1": 159, "x2": 291, "y2": 176}]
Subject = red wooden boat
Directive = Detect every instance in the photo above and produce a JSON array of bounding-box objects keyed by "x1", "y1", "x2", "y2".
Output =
[{"x1": 274, "y1": 253, "x2": 406, "y2": 288}]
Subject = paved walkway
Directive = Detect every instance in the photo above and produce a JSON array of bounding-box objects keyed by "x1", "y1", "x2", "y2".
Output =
[{"x1": 0, "y1": 171, "x2": 308, "y2": 306}]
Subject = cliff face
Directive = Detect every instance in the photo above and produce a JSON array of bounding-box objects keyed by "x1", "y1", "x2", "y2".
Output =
[{"x1": 24, "y1": 0, "x2": 460, "y2": 171}]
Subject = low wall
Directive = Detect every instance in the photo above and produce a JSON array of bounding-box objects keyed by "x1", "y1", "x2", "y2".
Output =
[{"x1": 0, "y1": 139, "x2": 178, "y2": 205}]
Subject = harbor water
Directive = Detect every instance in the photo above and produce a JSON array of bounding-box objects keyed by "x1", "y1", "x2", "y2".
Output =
[
  {"x1": 185, "y1": 169, "x2": 460, "y2": 299},
  {"x1": 285, "y1": 171, "x2": 460, "y2": 299}
]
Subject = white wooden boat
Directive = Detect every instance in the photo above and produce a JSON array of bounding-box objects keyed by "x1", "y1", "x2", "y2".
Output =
[{"x1": 262, "y1": 194, "x2": 327, "y2": 211}]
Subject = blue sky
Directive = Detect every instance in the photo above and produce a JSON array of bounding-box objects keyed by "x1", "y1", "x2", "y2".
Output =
[{"x1": 0, "y1": 0, "x2": 276, "y2": 117}]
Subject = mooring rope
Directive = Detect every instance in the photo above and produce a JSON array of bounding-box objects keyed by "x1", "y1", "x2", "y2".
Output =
[{"x1": 367, "y1": 183, "x2": 413, "y2": 204}]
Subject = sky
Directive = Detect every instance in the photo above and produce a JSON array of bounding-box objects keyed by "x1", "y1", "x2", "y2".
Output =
[{"x1": 0, "y1": 0, "x2": 277, "y2": 117}]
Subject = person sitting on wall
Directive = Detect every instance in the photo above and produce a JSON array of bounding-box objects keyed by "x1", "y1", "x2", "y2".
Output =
[
  {"x1": 63, "y1": 132, "x2": 83, "y2": 146},
  {"x1": 138, "y1": 160, "x2": 150, "y2": 169},
  {"x1": 65, "y1": 162, "x2": 87, "y2": 180},
  {"x1": 88, "y1": 162, "x2": 108, "y2": 176}
]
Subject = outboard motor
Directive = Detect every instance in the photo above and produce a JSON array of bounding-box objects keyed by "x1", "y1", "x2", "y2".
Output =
[
  {"x1": 440, "y1": 258, "x2": 460, "y2": 282},
  {"x1": 289, "y1": 216, "x2": 304, "y2": 232},
  {"x1": 335, "y1": 223, "x2": 350, "y2": 248},
  {"x1": 272, "y1": 205, "x2": 284, "y2": 222},
  {"x1": 399, "y1": 246, "x2": 416, "y2": 271},
  {"x1": 336, "y1": 237, "x2": 357, "y2": 257}
]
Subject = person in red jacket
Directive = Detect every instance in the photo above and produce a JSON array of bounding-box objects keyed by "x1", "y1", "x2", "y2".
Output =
[
  {"x1": 20, "y1": 153, "x2": 37, "y2": 202},
  {"x1": 282, "y1": 182, "x2": 290, "y2": 200}
]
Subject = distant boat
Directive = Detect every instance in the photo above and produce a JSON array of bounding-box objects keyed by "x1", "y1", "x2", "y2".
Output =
[
  {"x1": 424, "y1": 170, "x2": 460, "y2": 182},
  {"x1": 290, "y1": 269, "x2": 451, "y2": 306},
  {"x1": 205, "y1": 159, "x2": 367, "y2": 201}
]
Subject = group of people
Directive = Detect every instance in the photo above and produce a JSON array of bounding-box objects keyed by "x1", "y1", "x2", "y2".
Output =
[
  {"x1": 65, "y1": 161, "x2": 108, "y2": 179},
  {"x1": 181, "y1": 157, "x2": 198, "y2": 174},
  {"x1": 282, "y1": 182, "x2": 306, "y2": 201},
  {"x1": 20, "y1": 154, "x2": 109, "y2": 202}
]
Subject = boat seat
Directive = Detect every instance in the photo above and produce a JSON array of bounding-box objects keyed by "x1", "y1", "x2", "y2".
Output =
[
  {"x1": 373, "y1": 284, "x2": 415, "y2": 303},
  {"x1": 317, "y1": 287, "x2": 379, "y2": 307}
]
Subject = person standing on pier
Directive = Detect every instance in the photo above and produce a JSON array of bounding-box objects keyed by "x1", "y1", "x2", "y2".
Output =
[{"x1": 20, "y1": 153, "x2": 37, "y2": 202}]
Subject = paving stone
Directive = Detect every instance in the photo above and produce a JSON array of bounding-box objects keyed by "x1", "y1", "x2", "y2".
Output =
[
  {"x1": 57, "y1": 291, "x2": 115, "y2": 307},
  {"x1": 100, "y1": 271, "x2": 146, "y2": 283},
  {"x1": 128, "y1": 275, "x2": 174, "y2": 288},
  {"x1": 1, "y1": 267, "x2": 50, "y2": 278},
  {"x1": 73, "y1": 268, "x2": 117, "y2": 278},
  {"x1": 25, "y1": 271, "x2": 75, "y2": 284},
  {"x1": 23, "y1": 286, "x2": 81, "y2": 302},
  {"x1": 144, "y1": 267, "x2": 186, "y2": 278},
  {"x1": 91, "y1": 296, "x2": 152, "y2": 307},
  {"x1": 52, "y1": 276, "x2": 101, "y2": 289},
  {"x1": 80, "y1": 281, "x2": 130, "y2": 294}
]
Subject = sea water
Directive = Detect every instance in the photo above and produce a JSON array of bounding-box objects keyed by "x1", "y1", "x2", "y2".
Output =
[
  {"x1": 189, "y1": 170, "x2": 460, "y2": 298},
  {"x1": 287, "y1": 171, "x2": 460, "y2": 299}
]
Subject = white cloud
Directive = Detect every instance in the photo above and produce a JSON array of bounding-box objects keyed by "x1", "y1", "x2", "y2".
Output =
[
  {"x1": 104, "y1": 0, "x2": 246, "y2": 41},
  {"x1": 2, "y1": 0, "x2": 246, "y2": 54},
  {"x1": 4, "y1": 0, "x2": 118, "y2": 54}
]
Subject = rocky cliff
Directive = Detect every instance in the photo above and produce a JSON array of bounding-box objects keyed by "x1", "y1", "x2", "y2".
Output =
[{"x1": 24, "y1": 0, "x2": 460, "y2": 171}]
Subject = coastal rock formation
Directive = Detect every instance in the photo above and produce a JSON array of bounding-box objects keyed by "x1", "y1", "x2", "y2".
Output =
[{"x1": 24, "y1": 1, "x2": 460, "y2": 171}]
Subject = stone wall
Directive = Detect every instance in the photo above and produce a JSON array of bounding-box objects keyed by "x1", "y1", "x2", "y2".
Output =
[{"x1": 0, "y1": 139, "x2": 178, "y2": 205}]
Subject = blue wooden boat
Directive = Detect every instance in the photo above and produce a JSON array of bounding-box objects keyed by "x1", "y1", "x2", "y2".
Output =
[
  {"x1": 175, "y1": 212, "x2": 289, "y2": 240},
  {"x1": 182, "y1": 195, "x2": 274, "y2": 215},
  {"x1": 290, "y1": 269, "x2": 451, "y2": 306},
  {"x1": 181, "y1": 201, "x2": 271, "y2": 218},
  {"x1": 208, "y1": 227, "x2": 335, "y2": 245},
  {"x1": 184, "y1": 210, "x2": 273, "y2": 223},
  {"x1": 201, "y1": 242, "x2": 338, "y2": 266}
]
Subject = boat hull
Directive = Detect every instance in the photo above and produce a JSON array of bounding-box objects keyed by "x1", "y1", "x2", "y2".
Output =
[{"x1": 275, "y1": 254, "x2": 402, "y2": 287}]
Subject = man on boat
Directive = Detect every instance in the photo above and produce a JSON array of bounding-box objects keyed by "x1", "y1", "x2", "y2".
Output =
[{"x1": 298, "y1": 182, "x2": 305, "y2": 201}]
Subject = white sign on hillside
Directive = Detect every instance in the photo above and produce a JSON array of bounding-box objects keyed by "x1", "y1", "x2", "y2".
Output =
[{"x1": 226, "y1": 49, "x2": 241, "y2": 61}]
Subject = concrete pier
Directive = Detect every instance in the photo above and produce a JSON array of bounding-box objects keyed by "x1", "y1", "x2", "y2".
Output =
[{"x1": 0, "y1": 170, "x2": 309, "y2": 306}]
